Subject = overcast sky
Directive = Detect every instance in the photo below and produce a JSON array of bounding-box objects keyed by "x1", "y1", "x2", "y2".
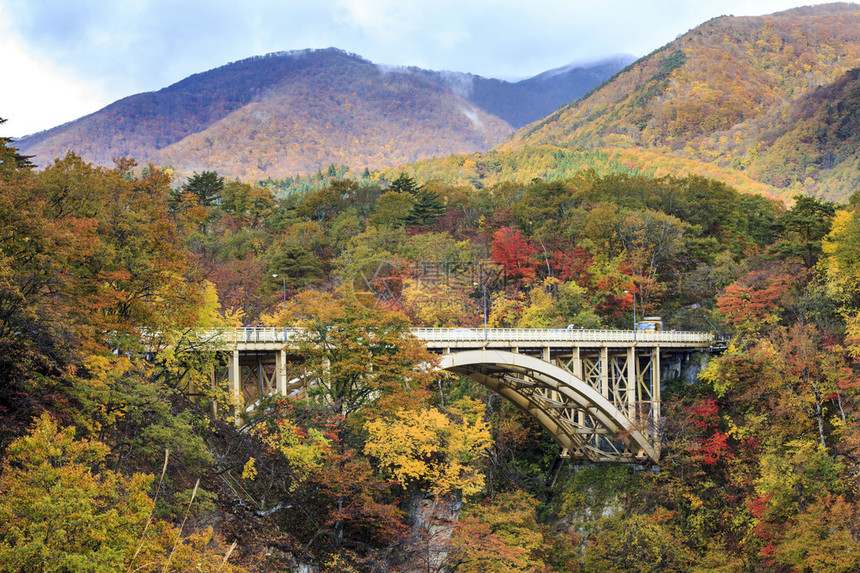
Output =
[{"x1": 0, "y1": 0, "x2": 839, "y2": 137}]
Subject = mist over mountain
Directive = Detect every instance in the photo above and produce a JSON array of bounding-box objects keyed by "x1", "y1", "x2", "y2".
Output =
[{"x1": 405, "y1": 55, "x2": 635, "y2": 128}]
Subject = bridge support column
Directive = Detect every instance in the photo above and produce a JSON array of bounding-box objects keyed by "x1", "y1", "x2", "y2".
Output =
[
  {"x1": 626, "y1": 347, "x2": 636, "y2": 420},
  {"x1": 653, "y1": 348, "x2": 661, "y2": 441},
  {"x1": 229, "y1": 350, "x2": 241, "y2": 422},
  {"x1": 210, "y1": 366, "x2": 218, "y2": 418},
  {"x1": 571, "y1": 348, "x2": 584, "y2": 428},
  {"x1": 571, "y1": 347, "x2": 582, "y2": 379},
  {"x1": 542, "y1": 347, "x2": 559, "y2": 402},
  {"x1": 600, "y1": 347, "x2": 609, "y2": 399},
  {"x1": 277, "y1": 350, "x2": 287, "y2": 395}
]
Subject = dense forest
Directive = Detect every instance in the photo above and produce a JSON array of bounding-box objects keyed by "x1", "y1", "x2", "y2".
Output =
[{"x1": 4, "y1": 108, "x2": 860, "y2": 572}]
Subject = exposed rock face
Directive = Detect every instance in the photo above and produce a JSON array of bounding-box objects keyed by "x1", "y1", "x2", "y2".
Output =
[{"x1": 404, "y1": 493, "x2": 463, "y2": 572}]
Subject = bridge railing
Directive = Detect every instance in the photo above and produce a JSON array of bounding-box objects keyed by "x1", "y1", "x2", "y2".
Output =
[
  {"x1": 192, "y1": 327, "x2": 301, "y2": 344},
  {"x1": 188, "y1": 327, "x2": 713, "y2": 346},
  {"x1": 411, "y1": 327, "x2": 713, "y2": 344}
]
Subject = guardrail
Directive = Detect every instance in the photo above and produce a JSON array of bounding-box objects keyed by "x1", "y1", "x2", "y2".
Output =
[
  {"x1": 412, "y1": 327, "x2": 712, "y2": 344},
  {"x1": 187, "y1": 327, "x2": 714, "y2": 346}
]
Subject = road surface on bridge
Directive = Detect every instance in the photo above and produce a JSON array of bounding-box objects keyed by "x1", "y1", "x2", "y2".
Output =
[{"x1": 199, "y1": 326, "x2": 713, "y2": 350}]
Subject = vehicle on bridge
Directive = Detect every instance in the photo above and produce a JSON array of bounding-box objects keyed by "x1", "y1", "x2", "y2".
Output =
[{"x1": 636, "y1": 316, "x2": 663, "y2": 332}]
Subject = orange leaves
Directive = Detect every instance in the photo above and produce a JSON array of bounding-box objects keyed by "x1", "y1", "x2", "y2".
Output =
[
  {"x1": 716, "y1": 267, "x2": 794, "y2": 336},
  {"x1": 448, "y1": 489, "x2": 547, "y2": 571},
  {"x1": 448, "y1": 515, "x2": 528, "y2": 572},
  {"x1": 717, "y1": 279, "x2": 787, "y2": 324}
]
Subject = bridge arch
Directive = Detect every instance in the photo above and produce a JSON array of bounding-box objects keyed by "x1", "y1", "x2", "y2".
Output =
[{"x1": 437, "y1": 350, "x2": 658, "y2": 463}]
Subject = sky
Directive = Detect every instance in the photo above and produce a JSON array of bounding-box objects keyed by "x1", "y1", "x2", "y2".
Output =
[{"x1": 0, "y1": 0, "x2": 839, "y2": 138}]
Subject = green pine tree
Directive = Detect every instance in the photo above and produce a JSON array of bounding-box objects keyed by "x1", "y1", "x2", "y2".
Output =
[
  {"x1": 390, "y1": 172, "x2": 421, "y2": 194},
  {"x1": 184, "y1": 170, "x2": 225, "y2": 207},
  {"x1": 405, "y1": 188, "x2": 446, "y2": 228}
]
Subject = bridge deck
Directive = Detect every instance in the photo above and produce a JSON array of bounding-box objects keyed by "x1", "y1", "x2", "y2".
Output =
[{"x1": 196, "y1": 327, "x2": 714, "y2": 351}]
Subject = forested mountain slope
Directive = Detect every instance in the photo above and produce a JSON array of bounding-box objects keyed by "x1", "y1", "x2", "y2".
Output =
[
  {"x1": 16, "y1": 49, "x2": 625, "y2": 180},
  {"x1": 501, "y1": 3, "x2": 860, "y2": 200},
  {"x1": 744, "y1": 66, "x2": 860, "y2": 197},
  {"x1": 147, "y1": 54, "x2": 512, "y2": 181}
]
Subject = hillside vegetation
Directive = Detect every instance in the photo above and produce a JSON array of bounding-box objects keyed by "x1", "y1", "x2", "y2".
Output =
[
  {"x1": 503, "y1": 3, "x2": 860, "y2": 200},
  {"x1": 148, "y1": 56, "x2": 511, "y2": 181},
  {"x1": 16, "y1": 5, "x2": 860, "y2": 200},
  {"x1": 6, "y1": 117, "x2": 860, "y2": 568}
]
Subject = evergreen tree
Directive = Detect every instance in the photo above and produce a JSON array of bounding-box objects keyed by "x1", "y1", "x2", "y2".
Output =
[
  {"x1": 0, "y1": 118, "x2": 34, "y2": 170},
  {"x1": 184, "y1": 170, "x2": 224, "y2": 207},
  {"x1": 389, "y1": 172, "x2": 421, "y2": 194},
  {"x1": 771, "y1": 194, "x2": 836, "y2": 268},
  {"x1": 405, "y1": 188, "x2": 446, "y2": 228}
]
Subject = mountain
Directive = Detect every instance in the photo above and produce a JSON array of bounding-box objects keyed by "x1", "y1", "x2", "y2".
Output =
[
  {"x1": 16, "y1": 49, "x2": 626, "y2": 181},
  {"x1": 500, "y1": 3, "x2": 860, "y2": 200}
]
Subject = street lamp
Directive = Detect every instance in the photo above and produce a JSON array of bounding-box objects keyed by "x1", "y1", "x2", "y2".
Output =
[
  {"x1": 625, "y1": 289, "x2": 637, "y2": 341},
  {"x1": 272, "y1": 274, "x2": 286, "y2": 310},
  {"x1": 474, "y1": 281, "x2": 488, "y2": 341}
]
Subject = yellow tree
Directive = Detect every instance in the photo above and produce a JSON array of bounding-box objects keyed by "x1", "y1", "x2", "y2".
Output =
[
  {"x1": 0, "y1": 414, "x2": 242, "y2": 572},
  {"x1": 363, "y1": 397, "x2": 492, "y2": 496}
]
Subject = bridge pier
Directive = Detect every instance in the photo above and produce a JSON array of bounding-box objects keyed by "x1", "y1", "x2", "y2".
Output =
[
  {"x1": 626, "y1": 347, "x2": 636, "y2": 421},
  {"x1": 230, "y1": 350, "x2": 241, "y2": 422},
  {"x1": 219, "y1": 349, "x2": 292, "y2": 422},
  {"x1": 276, "y1": 350, "x2": 287, "y2": 395},
  {"x1": 651, "y1": 346, "x2": 663, "y2": 445}
]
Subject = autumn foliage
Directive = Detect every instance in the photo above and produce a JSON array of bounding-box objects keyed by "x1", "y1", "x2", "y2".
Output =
[{"x1": 5, "y1": 108, "x2": 860, "y2": 572}]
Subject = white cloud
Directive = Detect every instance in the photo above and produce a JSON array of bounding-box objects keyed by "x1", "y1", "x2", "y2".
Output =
[
  {"x1": 332, "y1": 0, "x2": 416, "y2": 36},
  {"x1": 0, "y1": 22, "x2": 105, "y2": 137}
]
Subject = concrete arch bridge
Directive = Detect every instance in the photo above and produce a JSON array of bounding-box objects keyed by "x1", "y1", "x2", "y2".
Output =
[{"x1": 193, "y1": 327, "x2": 715, "y2": 464}]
